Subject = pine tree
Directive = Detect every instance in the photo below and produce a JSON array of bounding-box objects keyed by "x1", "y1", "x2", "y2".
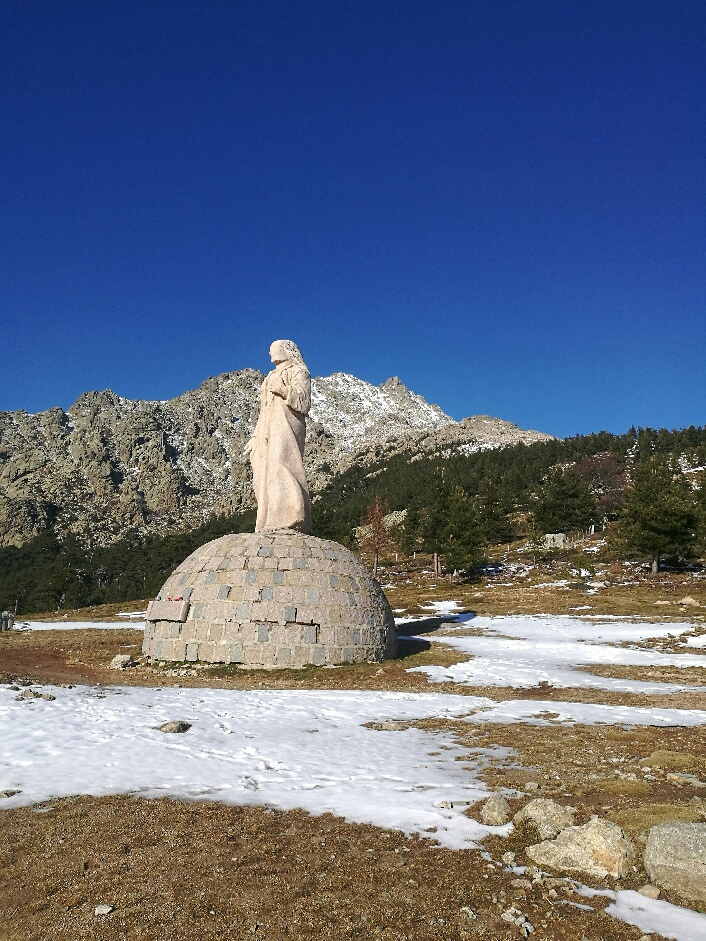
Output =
[
  {"x1": 618, "y1": 458, "x2": 698, "y2": 574},
  {"x1": 697, "y1": 477, "x2": 706, "y2": 555},
  {"x1": 399, "y1": 506, "x2": 421, "y2": 554},
  {"x1": 442, "y1": 486, "x2": 485, "y2": 573},
  {"x1": 476, "y1": 478, "x2": 513, "y2": 545},
  {"x1": 534, "y1": 469, "x2": 598, "y2": 534}
]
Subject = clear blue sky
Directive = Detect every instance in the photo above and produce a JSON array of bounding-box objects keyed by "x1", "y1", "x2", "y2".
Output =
[{"x1": 1, "y1": 1, "x2": 704, "y2": 438}]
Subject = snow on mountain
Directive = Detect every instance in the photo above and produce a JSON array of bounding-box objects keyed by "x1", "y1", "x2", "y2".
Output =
[{"x1": 310, "y1": 374, "x2": 454, "y2": 449}]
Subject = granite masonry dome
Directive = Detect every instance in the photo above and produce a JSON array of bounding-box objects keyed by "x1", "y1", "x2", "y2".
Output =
[{"x1": 142, "y1": 531, "x2": 397, "y2": 667}]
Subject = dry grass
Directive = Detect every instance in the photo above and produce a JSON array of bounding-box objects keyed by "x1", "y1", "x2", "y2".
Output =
[
  {"x1": 0, "y1": 796, "x2": 666, "y2": 941},
  {"x1": 3, "y1": 562, "x2": 706, "y2": 938}
]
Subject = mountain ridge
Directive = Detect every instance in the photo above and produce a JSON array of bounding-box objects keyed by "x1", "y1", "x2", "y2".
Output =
[{"x1": 0, "y1": 370, "x2": 554, "y2": 548}]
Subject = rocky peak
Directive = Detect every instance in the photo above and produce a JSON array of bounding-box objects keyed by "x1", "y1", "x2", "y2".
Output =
[{"x1": 0, "y1": 368, "x2": 554, "y2": 548}]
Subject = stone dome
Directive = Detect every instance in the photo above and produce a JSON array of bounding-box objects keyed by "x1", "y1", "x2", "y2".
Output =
[{"x1": 142, "y1": 531, "x2": 396, "y2": 667}]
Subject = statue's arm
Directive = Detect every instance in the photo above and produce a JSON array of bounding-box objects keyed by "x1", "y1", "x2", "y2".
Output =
[{"x1": 284, "y1": 366, "x2": 311, "y2": 416}]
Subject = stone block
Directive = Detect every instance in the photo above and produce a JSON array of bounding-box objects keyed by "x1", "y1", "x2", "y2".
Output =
[
  {"x1": 303, "y1": 625, "x2": 318, "y2": 644},
  {"x1": 276, "y1": 647, "x2": 292, "y2": 666},
  {"x1": 198, "y1": 641, "x2": 216, "y2": 661},
  {"x1": 284, "y1": 605, "x2": 297, "y2": 623},
  {"x1": 257, "y1": 624, "x2": 270, "y2": 643},
  {"x1": 307, "y1": 588, "x2": 321, "y2": 604},
  {"x1": 267, "y1": 624, "x2": 287, "y2": 645},
  {"x1": 180, "y1": 622, "x2": 198, "y2": 641},
  {"x1": 217, "y1": 585, "x2": 231, "y2": 599},
  {"x1": 169, "y1": 624, "x2": 181, "y2": 639},
  {"x1": 245, "y1": 570, "x2": 258, "y2": 584},
  {"x1": 318, "y1": 625, "x2": 335, "y2": 645},
  {"x1": 227, "y1": 643, "x2": 244, "y2": 664},
  {"x1": 335, "y1": 627, "x2": 351, "y2": 646},
  {"x1": 273, "y1": 586, "x2": 294, "y2": 604},
  {"x1": 259, "y1": 586, "x2": 274, "y2": 602},
  {"x1": 223, "y1": 622, "x2": 244, "y2": 642},
  {"x1": 146, "y1": 599, "x2": 190, "y2": 623},
  {"x1": 295, "y1": 605, "x2": 315, "y2": 625},
  {"x1": 341, "y1": 646, "x2": 355, "y2": 663},
  {"x1": 243, "y1": 645, "x2": 264, "y2": 665},
  {"x1": 294, "y1": 557, "x2": 308, "y2": 569},
  {"x1": 207, "y1": 623, "x2": 225, "y2": 643},
  {"x1": 310, "y1": 645, "x2": 328, "y2": 666},
  {"x1": 291, "y1": 646, "x2": 310, "y2": 668},
  {"x1": 272, "y1": 570, "x2": 285, "y2": 585},
  {"x1": 258, "y1": 545, "x2": 272, "y2": 557},
  {"x1": 157, "y1": 640, "x2": 174, "y2": 660},
  {"x1": 235, "y1": 601, "x2": 252, "y2": 621},
  {"x1": 185, "y1": 643, "x2": 199, "y2": 661},
  {"x1": 256, "y1": 601, "x2": 277, "y2": 622}
]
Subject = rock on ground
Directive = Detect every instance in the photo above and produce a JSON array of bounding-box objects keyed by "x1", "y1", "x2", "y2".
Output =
[
  {"x1": 157, "y1": 721, "x2": 192, "y2": 733},
  {"x1": 513, "y1": 798, "x2": 576, "y2": 840},
  {"x1": 644, "y1": 822, "x2": 706, "y2": 902},
  {"x1": 526, "y1": 816, "x2": 635, "y2": 880},
  {"x1": 479, "y1": 793, "x2": 511, "y2": 826},
  {"x1": 109, "y1": 654, "x2": 133, "y2": 670}
]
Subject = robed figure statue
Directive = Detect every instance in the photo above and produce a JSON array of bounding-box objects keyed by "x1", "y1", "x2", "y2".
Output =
[{"x1": 244, "y1": 340, "x2": 312, "y2": 533}]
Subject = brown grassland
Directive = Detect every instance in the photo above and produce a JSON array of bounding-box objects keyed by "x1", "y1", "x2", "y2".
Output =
[{"x1": 2, "y1": 556, "x2": 706, "y2": 940}]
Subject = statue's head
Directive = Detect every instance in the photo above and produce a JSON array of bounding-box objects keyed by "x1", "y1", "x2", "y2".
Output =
[{"x1": 270, "y1": 339, "x2": 304, "y2": 364}]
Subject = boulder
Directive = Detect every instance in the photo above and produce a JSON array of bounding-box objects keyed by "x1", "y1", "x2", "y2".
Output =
[
  {"x1": 109, "y1": 654, "x2": 134, "y2": 670},
  {"x1": 644, "y1": 823, "x2": 706, "y2": 902},
  {"x1": 157, "y1": 721, "x2": 191, "y2": 734},
  {"x1": 526, "y1": 816, "x2": 635, "y2": 880},
  {"x1": 479, "y1": 793, "x2": 511, "y2": 826},
  {"x1": 513, "y1": 798, "x2": 576, "y2": 840}
]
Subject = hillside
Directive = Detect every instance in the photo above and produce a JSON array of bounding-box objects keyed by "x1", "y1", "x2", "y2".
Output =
[{"x1": 0, "y1": 370, "x2": 552, "y2": 548}]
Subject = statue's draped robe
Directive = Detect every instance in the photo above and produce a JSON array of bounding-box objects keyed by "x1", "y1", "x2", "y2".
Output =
[{"x1": 250, "y1": 361, "x2": 311, "y2": 533}]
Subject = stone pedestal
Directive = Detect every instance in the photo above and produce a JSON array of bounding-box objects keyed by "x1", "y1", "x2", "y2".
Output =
[{"x1": 142, "y1": 531, "x2": 396, "y2": 667}]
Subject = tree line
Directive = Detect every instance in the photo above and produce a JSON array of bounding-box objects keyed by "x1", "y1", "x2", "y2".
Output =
[
  {"x1": 315, "y1": 425, "x2": 706, "y2": 573},
  {"x1": 1, "y1": 424, "x2": 705, "y2": 612}
]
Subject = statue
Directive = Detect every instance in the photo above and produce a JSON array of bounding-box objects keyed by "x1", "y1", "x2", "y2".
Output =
[
  {"x1": 244, "y1": 340, "x2": 312, "y2": 533},
  {"x1": 144, "y1": 339, "x2": 396, "y2": 667}
]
